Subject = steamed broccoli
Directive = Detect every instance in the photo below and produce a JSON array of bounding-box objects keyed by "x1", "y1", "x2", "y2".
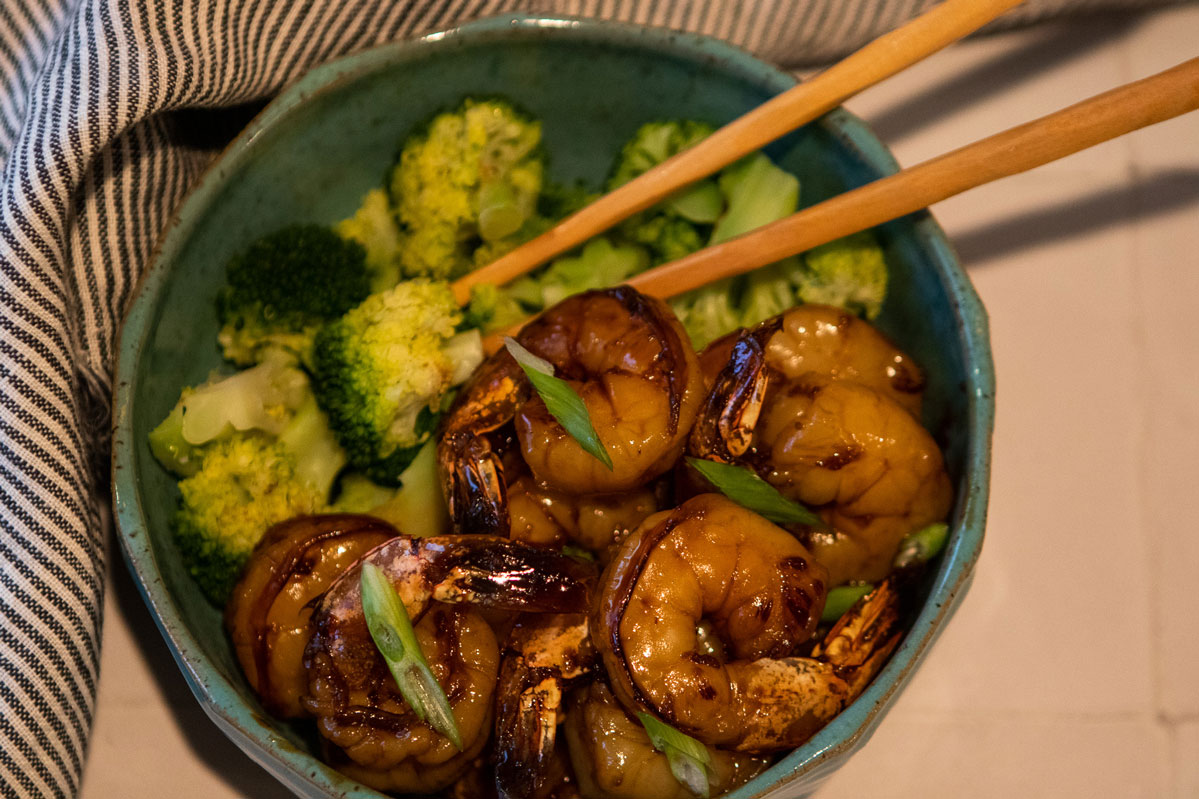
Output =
[
  {"x1": 464, "y1": 282, "x2": 528, "y2": 334},
  {"x1": 332, "y1": 441, "x2": 450, "y2": 538},
  {"x1": 217, "y1": 225, "x2": 372, "y2": 366},
  {"x1": 335, "y1": 188, "x2": 403, "y2": 293},
  {"x1": 148, "y1": 351, "x2": 312, "y2": 476},
  {"x1": 793, "y1": 231, "x2": 889, "y2": 319},
  {"x1": 150, "y1": 355, "x2": 346, "y2": 604},
  {"x1": 608, "y1": 119, "x2": 716, "y2": 190},
  {"x1": 312, "y1": 279, "x2": 483, "y2": 486},
  {"x1": 670, "y1": 152, "x2": 801, "y2": 347},
  {"x1": 173, "y1": 430, "x2": 328, "y2": 604},
  {"x1": 389, "y1": 98, "x2": 544, "y2": 279},
  {"x1": 523, "y1": 236, "x2": 650, "y2": 310},
  {"x1": 609, "y1": 120, "x2": 719, "y2": 265},
  {"x1": 709, "y1": 153, "x2": 800, "y2": 244}
]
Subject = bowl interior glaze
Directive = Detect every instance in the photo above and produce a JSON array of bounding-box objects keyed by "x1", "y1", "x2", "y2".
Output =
[{"x1": 112, "y1": 14, "x2": 994, "y2": 799}]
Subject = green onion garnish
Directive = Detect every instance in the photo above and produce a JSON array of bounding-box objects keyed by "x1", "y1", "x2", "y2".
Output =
[
  {"x1": 477, "y1": 181, "x2": 525, "y2": 241},
  {"x1": 820, "y1": 523, "x2": 951, "y2": 623},
  {"x1": 359, "y1": 562, "x2": 463, "y2": 750},
  {"x1": 821, "y1": 583, "x2": 874, "y2": 623},
  {"x1": 637, "y1": 712, "x2": 714, "y2": 798},
  {"x1": 505, "y1": 337, "x2": 613, "y2": 470},
  {"x1": 686, "y1": 457, "x2": 825, "y2": 528},
  {"x1": 892, "y1": 522, "x2": 949, "y2": 570},
  {"x1": 561, "y1": 544, "x2": 596, "y2": 563}
]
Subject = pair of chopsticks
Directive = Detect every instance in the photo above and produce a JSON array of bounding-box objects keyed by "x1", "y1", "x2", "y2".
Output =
[{"x1": 453, "y1": 0, "x2": 1199, "y2": 315}]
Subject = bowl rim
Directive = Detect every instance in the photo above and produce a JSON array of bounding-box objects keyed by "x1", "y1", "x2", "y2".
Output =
[{"x1": 111, "y1": 12, "x2": 996, "y2": 798}]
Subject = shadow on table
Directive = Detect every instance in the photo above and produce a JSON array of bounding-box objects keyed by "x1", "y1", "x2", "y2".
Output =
[
  {"x1": 953, "y1": 168, "x2": 1199, "y2": 267},
  {"x1": 107, "y1": 530, "x2": 296, "y2": 799},
  {"x1": 867, "y1": 9, "x2": 1158, "y2": 144}
]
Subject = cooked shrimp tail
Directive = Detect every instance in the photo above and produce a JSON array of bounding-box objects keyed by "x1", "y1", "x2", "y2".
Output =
[
  {"x1": 428, "y1": 537, "x2": 596, "y2": 612},
  {"x1": 439, "y1": 350, "x2": 529, "y2": 535},
  {"x1": 813, "y1": 577, "x2": 903, "y2": 698},
  {"x1": 689, "y1": 321, "x2": 778, "y2": 463},
  {"x1": 494, "y1": 614, "x2": 595, "y2": 799}
]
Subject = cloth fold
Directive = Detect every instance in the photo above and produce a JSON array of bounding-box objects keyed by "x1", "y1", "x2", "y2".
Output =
[{"x1": 0, "y1": 0, "x2": 1175, "y2": 796}]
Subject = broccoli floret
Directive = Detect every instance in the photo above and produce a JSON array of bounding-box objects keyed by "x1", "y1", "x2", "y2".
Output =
[
  {"x1": 332, "y1": 441, "x2": 450, "y2": 538},
  {"x1": 389, "y1": 98, "x2": 544, "y2": 280},
  {"x1": 173, "y1": 433, "x2": 328, "y2": 604},
  {"x1": 161, "y1": 370, "x2": 347, "y2": 605},
  {"x1": 608, "y1": 120, "x2": 715, "y2": 189},
  {"x1": 608, "y1": 121, "x2": 721, "y2": 265},
  {"x1": 740, "y1": 259, "x2": 803, "y2": 327},
  {"x1": 148, "y1": 351, "x2": 311, "y2": 476},
  {"x1": 335, "y1": 188, "x2": 403, "y2": 293},
  {"x1": 217, "y1": 225, "x2": 372, "y2": 366},
  {"x1": 670, "y1": 279, "x2": 742, "y2": 350},
  {"x1": 793, "y1": 231, "x2": 889, "y2": 319},
  {"x1": 312, "y1": 279, "x2": 483, "y2": 486},
  {"x1": 709, "y1": 153, "x2": 799, "y2": 244},
  {"x1": 620, "y1": 214, "x2": 706, "y2": 265},
  {"x1": 669, "y1": 152, "x2": 801, "y2": 347},
  {"x1": 464, "y1": 282, "x2": 528, "y2": 334},
  {"x1": 534, "y1": 237, "x2": 650, "y2": 309}
]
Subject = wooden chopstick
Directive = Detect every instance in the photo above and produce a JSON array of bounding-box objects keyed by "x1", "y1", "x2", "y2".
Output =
[
  {"x1": 623, "y1": 57, "x2": 1199, "y2": 300},
  {"x1": 451, "y1": 0, "x2": 1025, "y2": 305}
]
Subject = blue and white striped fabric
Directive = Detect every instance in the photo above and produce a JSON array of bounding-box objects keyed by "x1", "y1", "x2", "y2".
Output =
[{"x1": 0, "y1": 0, "x2": 1174, "y2": 796}]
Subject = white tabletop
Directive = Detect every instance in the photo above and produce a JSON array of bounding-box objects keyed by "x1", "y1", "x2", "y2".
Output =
[{"x1": 81, "y1": 5, "x2": 1199, "y2": 797}]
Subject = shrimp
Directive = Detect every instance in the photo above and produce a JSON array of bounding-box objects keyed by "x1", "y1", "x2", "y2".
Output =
[
  {"x1": 758, "y1": 378, "x2": 951, "y2": 586},
  {"x1": 691, "y1": 310, "x2": 951, "y2": 587},
  {"x1": 514, "y1": 287, "x2": 704, "y2": 495},
  {"x1": 594, "y1": 493, "x2": 835, "y2": 753},
  {"x1": 765, "y1": 305, "x2": 925, "y2": 415},
  {"x1": 314, "y1": 604, "x2": 498, "y2": 793},
  {"x1": 507, "y1": 474, "x2": 659, "y2": 561},
  {"x1": 439, "y1": 350, "x2": 529, "y2": 536},
  {"x1": 302, "y1": 534, "x2": 594, "y2": 784},
  {"x1": 438, "y1": 287, "x2": 704, "y2": 535},
  {"x1": 563, "y1": 680, "x2": 770, "y2": 799},
  {"x1": 494, "y1": 613, "x2": 596, "y2": 799},
  {"x1": 224, "y1": 513, "x2": 397, "y2": 717}
]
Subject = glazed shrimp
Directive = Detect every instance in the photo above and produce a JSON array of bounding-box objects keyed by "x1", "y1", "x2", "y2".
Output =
[
  {"x1": 690, "y1": 306, "x2": 926, "y2": 464},
  {"x1": 564, "y1": 681, "x2": 770, "y2": 799},
  {"x1": 754, "y1": 378, "x2": 951, "y2": 586},
  {"x1": 507, "y1": 474, "x2": 659, "y2": 561},
  {"x1": 594, "y1": 493, "x2": 834, "y2": 753},
  {"x1": 514, "y1": 287, "x2": 704, "y2": 495},
  {"x1": 439, "y1": 286, "x2": 703, "y2": 532},
  {"x1": 314, "y1": 604, "x2": 498, "y2": 793},
  {"x1": 494, "y1": 613, "x2": 596, "y2": 799},
  {"x1": 302, "y1": 534, "x2": 594, "y2": 783},
  {"x1": 764, "y1": 305, "x2": 926, "y2": 415},
  {"x1": 595, "y1": 496, "x2": 907, "y2": 754},
  {"x1": 691, "y1": 311, "x2": 950, "y2": 586},
  {"x1": 225, "y1": 514, "x2": 397, "y2": 717}
]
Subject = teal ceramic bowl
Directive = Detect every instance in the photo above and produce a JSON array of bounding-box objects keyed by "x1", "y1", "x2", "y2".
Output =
[{"x1": 112, "y1": 14, "x2": 995, "y2": 799}]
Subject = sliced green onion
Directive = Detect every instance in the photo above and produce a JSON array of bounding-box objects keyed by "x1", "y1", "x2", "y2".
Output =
[
  {"x1": 505, "y1": 338, "x2": 613, "y2": 470},
  {"x1": 821, "y1": 583, "x2": 874, "y2": 623},
  {"x1": 561, "y1": 544, "x2": 596, "y2": 563},
  {"x1": 477, "y1": 181, "x2": 525, "y2": 241},
  {"x1": 637, "y1": 712, "x2": 714, "y2": 798},
  {"x1": 892, "y1": 522, "x2": 950, "y2": 570},
  {"x1": 686, "y1": 457, "x2": 826, "y2": 528},
  {"x1": 359, "y1": 562, "x2": 463, "y2": 750}
]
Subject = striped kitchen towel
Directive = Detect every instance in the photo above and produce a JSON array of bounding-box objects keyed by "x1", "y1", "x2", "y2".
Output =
[{"x1": 0, "y1": 0, "x2": 1177, "y2": 796}]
